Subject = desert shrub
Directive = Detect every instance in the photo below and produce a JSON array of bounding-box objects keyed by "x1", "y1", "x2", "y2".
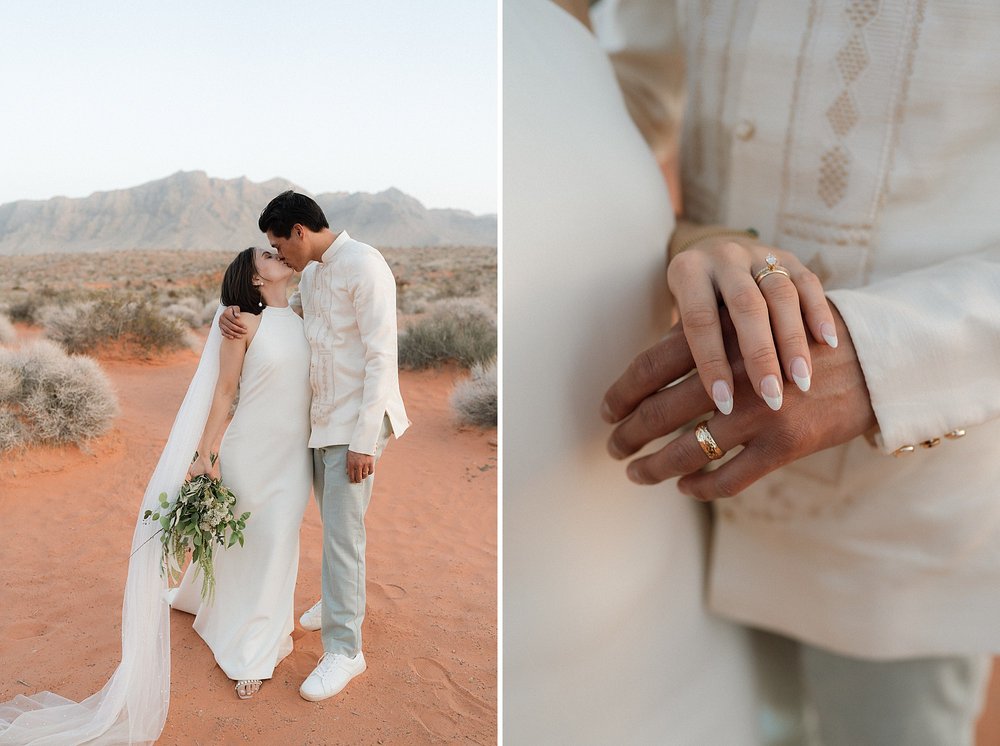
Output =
[
  {"x1": 0, "y1": 341, "x2": 118, "y2": 449},
  {"x1": 161, "y1": 295, "x2": 221, "y2": 329},
  {"x1": 7, "y1": 296, "x2": 46, "y2": 324},
  {"x1": 0, "y1": 360, "x2": 20, "y2": 403},
  {"x1": 451, "y1": 359, "x2": 497, "y2": 427},
  {"x1": 432, "y1": 269, "x2": 485, "y2": 301},
  {"x1": 0, "y1": 314, "x2": 15, "y2": 345},
  {"x1": 398, "y1": 298, "x2": 497, "y2": 369},
  {"x1": 42, "y1": 292, "x2": 186, "y2": 355},
  {"x1": 0, "y1": 409, "x2": 25, "y2": 451}
]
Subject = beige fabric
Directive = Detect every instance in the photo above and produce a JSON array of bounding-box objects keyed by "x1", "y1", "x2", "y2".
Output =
[
  {"x1": 293, "y1": 231, "x2": 409, "y2": 454},
  {"x1": 596, "y1": 0, "x2": 1000, "y2": 658}
]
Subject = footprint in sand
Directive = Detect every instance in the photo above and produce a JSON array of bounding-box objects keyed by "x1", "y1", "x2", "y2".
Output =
[
  {"x1": 408, "y1": 706, "x2": 462, "y2": 742},
  {"x1": 368, "y1": 581, "x2": 407, "y2": 604},
  {"x1": 5, "y1": 621, "x2": 48, "y2": 640},
  {"x1": 410, "y1": 657, "x2": 492, "y2": 721}
]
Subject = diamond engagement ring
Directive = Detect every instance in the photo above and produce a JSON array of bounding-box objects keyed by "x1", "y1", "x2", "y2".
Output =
[
  {"x1": 753, "y1": 252, "x2": 791, "y2": 285},
  {"x1": 694, "y1": 421, "x2": 725, "y2": 461}
]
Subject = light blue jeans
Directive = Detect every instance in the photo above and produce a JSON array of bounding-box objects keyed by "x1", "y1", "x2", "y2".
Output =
[
  {"x1": 312, "y1": 415, "x2": 392, "y2": 657},
  {"x1": 754, "y1": 632, "x2": 992, "y2": 746}
]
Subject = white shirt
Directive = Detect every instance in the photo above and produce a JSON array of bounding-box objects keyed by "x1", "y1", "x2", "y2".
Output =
[
  {"x1": 293, "y1": 231, "x2": 409, "y2": 453},
  {"x1": 597, "y1": 0, "x2": 1000, "y2": 658}
]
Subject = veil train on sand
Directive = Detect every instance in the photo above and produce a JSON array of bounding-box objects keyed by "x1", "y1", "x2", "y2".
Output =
[{"x1": 0, "y1": 306, "x2": 225, "y2": 746}]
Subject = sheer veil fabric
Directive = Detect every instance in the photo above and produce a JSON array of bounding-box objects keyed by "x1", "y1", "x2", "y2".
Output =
[{"x1": 0, "y1": 306, "x2": 225, "y2": 745}]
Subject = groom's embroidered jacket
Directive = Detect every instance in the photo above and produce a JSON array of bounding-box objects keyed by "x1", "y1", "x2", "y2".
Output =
[{"x1": 292, "y1": 231, "x2": 410, "y2": 454}]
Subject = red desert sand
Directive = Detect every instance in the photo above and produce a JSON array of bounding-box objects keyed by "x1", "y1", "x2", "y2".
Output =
[{"x1": 0, "y1": 337, "x2": 497, "y2": 744}]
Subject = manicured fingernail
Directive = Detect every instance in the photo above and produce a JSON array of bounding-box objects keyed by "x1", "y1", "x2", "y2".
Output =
[
  {"x1": 821, "y1": 322, "x2": 839, "y2": 348},
  {"x1": 677, "y1": 480, "x2": 692, "y2": 496},
  {"x1": 712, "y1": 380, "x2": 734, "y2": 415},
  {"x1": 790, "y1": 357, "x2": 811, "y2": 392},
  {"x1": 627, "y1": 464, "x2": 645, "y2": 484},
  {"x1": 600, "y1": 401, "x2": 615, "y2": 423},
  {"x1": 760, "y1": 374, "x2": 782, "y2": 411},
  {"x1": 607, "y1": 438, "x2": 625, "y2": 460}
]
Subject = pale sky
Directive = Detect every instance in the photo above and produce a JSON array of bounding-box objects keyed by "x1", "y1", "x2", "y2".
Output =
[{"x1": 0, "y1": 1, "x2": 497, "y2": 214}]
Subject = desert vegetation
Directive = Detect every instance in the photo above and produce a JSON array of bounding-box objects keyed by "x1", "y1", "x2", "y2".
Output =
[
  {"x1": 0, "y1": 340, "x2": 118, "y2": 451},
  {"x1": 398, "y1": 298, "x2": 497, "y2": 371},
  {"x1": 0, "y1": 244, "x2": 497, "y2": 430},
  {"x1": 0, "y1": 314, "x2": 15, "y2": 345},
  {"x1": 42, "y1": 292, "x2": 189, "y2": 355},
  {"x1": 451, "y1": 359, "x2": 498, "y2": 427}
]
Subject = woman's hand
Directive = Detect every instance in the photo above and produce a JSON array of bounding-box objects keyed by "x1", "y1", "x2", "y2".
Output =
[
  {"x1": 667, "y1": 224, "x2": 838, "y2": 415},
  {"x1": 187, "y1": 453, "x2": 218, "y2": 481}
]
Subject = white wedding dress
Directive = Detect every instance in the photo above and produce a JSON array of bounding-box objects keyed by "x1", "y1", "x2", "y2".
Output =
[
  {"x1": 503, "y1": 1, "x2": 760, "y2": 743},
  {"x1": 170, "y1": 304, "x2": 312, "y2": 681},
  {"x1": 0, "y1": 305, "x2": 312, "y2": 744}
]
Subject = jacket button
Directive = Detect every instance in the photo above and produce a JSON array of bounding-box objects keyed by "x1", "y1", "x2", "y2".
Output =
[{"x1": 734, "y1": 119, "x2": 756, "y2": 141}]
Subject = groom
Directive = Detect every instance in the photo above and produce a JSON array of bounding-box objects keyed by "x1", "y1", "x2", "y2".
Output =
[{"x1": 221, "y1": 190, "x2": 409, "y2": 701}]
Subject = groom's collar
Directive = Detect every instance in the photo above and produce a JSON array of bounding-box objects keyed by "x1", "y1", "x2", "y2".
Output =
[{"x1": 320, "y1": 230, "x2": 351, "y2": 264}]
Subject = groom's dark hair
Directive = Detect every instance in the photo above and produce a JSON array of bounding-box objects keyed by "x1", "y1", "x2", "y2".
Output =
[{"x1": 258, "y1": 190, "x2": 329, "y2": 238}]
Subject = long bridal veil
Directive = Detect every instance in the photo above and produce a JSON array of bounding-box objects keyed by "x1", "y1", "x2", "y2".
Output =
[{"x1": 0, "y1": 306, "x2": 225, "y2": 745}]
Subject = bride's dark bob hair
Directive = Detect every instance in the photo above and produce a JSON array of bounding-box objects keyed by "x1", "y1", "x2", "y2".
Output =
[{"x1": 220, "y1": 247, "x2": 265, "y2": 314}]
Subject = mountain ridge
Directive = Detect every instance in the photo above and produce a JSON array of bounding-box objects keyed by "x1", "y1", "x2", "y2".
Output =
[{"x1": 0, "y1": 171, "x2": 496, "y2": 254}]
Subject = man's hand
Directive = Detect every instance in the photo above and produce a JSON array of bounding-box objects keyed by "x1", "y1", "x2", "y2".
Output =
[
  {"x1": 601, "y1": 305, "x2": 876, "y2": 500},
  {"x1": 346, "y1": 450, "x2": 375, "y2": 484},
  {"x1": 219, "y1": 306, "x2": 248, "y2": 340}
]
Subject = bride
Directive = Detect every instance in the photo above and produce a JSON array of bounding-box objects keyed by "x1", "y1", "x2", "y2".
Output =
[
  {"x1": 0, "y1": 247, "x2": 311, "y2": 742},
  {"x1": 169, "y1": 246, "x2": 312, "y2": 700}
]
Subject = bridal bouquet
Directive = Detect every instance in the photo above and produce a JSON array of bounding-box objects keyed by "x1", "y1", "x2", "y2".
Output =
[{"x1": 143, "y1": 452, "x2": 250, "y2": 603}]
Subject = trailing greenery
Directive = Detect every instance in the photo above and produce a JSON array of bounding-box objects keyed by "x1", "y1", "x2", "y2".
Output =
[{"x1": 142, "y1": 453, "x2": 250, "y2": 603}]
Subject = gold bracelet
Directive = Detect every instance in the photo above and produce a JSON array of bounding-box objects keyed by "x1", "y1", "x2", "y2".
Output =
[{"x1": 672, "y1": 226, "x2": 759, "y2": 255}]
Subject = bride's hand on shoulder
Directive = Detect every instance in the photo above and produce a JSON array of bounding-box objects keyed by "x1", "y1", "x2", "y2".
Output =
[
  {"x1": 665, "y1": 222, "x2": 838, "y2": 415},
  {"x1": 219, "y1": 305, "x2": 247, "y2": 340}
]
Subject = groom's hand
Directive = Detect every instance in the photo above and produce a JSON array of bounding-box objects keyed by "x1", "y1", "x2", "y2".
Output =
[
  {"x1": 347, "y1": 450, "x2": 374, "y2": 483},
  {"x1": 601, "y1": 306, "x2": 876, "y2": 500},
  {"x1": 219, "y1": 306, "x2": 248, "y2": 340}
]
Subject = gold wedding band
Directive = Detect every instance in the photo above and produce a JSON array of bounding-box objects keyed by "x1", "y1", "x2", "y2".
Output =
[
  {"x1": 694, "y1": 421, "x2": 725, "y2": 461},
  {"x1": 753, "y1": 252, "x2": 791, "y2": 285}
]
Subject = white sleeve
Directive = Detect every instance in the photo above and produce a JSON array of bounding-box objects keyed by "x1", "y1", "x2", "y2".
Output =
[
  {"x1": 827, "y1": 247, "x2": 1000, "y2": 453},
  {"x1": 347, "y1": 250, "x2": 399, "y2": 455}
]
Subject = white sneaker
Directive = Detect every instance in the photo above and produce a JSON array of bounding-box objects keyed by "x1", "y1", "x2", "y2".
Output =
[
  {"x1": 299, "y1": 652, "x2": 366, "y2": 702},
  {"x1": 299, "y1": 599, "x2": 323, "y2": 631}
]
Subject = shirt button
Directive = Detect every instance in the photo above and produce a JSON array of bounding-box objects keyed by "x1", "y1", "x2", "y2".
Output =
[{"x1": 734, "y1": 119, "x2": 756, "y2": 141}]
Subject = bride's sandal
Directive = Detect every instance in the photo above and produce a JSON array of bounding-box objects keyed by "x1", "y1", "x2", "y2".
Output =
[{"x1": 235, "y1": 679, "x2": 262, "y2": 700}]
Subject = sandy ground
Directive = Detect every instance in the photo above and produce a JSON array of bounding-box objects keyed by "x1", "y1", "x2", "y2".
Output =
[
  {"x1": 0, "y1": 341, "x2": 497, "y2": 744},
  {"x1": 2, "y1": 329, "x2": 999, "y2": 745}
]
